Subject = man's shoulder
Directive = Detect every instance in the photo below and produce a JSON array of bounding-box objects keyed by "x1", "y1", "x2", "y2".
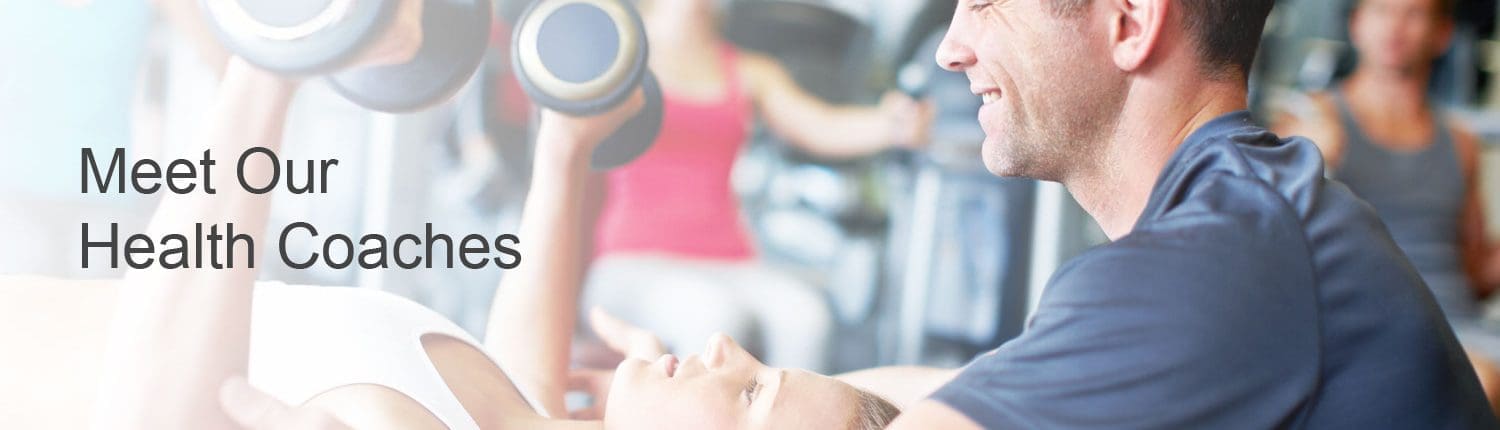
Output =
[
  {"x1": 1176, "y1": 124, "x2": 1420, "y2": 287},
  {"x1": 1132, "y1": 157, "x2": 1321, "y2": 273},
  {"x1": 1044, "y1": 146, "x2": 1326, "y2": 314},
  {"x1": 1166, "y1": 123, "x2": 1415, "y2": 268},
  {"x1": 1050, "y1": 208, "x2": 1318, "y2": 312},
  {"x1": 1061, "y1": 212, "x2": 1313, "y2": 281},
  {"x1": 1152, "y1": 116, "x2": 1331, "y2": 231}
]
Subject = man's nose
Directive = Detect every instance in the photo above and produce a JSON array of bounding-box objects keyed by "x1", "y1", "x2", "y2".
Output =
[{"x1": 936, "y1": 29, "x2": 976, "y2": 72}]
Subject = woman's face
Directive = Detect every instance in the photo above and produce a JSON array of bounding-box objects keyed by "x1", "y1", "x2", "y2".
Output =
[{"x1": 605, "y1": 334, "x2": 860, "y2": 429}]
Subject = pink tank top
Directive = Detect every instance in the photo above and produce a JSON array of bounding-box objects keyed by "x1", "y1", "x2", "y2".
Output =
[{"x1": 593, "y1": 46, "x2": 755, "y2": 261}]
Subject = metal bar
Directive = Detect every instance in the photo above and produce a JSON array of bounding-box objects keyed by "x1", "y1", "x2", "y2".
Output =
[{"x1": 895, "y1": 162, "x2": 943, "y2": 365}]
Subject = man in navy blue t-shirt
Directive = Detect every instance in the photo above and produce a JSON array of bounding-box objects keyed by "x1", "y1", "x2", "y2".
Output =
[{"x1": 847, "y1": 0, "x2": 1500, "y2": 428}]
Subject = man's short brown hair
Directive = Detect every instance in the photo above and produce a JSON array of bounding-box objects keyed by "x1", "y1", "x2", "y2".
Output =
[{"x1": 1049, "y1": 0, "x2": 1275, "y2": 81}]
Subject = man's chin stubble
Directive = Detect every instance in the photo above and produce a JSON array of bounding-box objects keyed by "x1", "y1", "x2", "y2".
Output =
[{"x1": 985, "y1": 140, "x2": 1067, "y2": 182}]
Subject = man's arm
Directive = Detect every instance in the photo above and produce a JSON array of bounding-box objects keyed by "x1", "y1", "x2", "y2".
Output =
[
  {"x1": 884, "y1": 400, "x2": 983, "y2": 430},
  {"x1": 836, "y1": 366, "x2": 982, "y2": 429},
  {"x1": 835, "y1": 365, "x2": 974, "y2": 429},
  {"x1": 836, "y1": 366, "x2": 959, "y2": 409},
  {"x1": 1454, "y1": 124, "x2": 1498, "y2": 296},
  {"x1": 89, "y1": 57, "x2": 297, "y2": 430}
]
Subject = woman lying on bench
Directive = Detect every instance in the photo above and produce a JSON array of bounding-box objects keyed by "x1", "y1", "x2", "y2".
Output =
[{"x1": 4, "y1": 27, "x2": 903, "y2": 430}]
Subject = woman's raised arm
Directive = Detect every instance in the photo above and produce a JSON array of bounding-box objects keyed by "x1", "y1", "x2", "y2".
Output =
[
  {"x1": 89, "y1": 57, "x2": 298, "y2": 430},
  {"x1": 484, "y1": 91, "x2": 646, "y2": 418}
]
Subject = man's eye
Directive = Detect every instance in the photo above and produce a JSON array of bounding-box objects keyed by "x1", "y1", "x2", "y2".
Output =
[{"x1": 969, "y1": 0, "x2": 994, "y2": 11}]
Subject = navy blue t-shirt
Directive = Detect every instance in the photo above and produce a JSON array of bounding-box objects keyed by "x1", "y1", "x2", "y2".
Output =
[{"x1": 931, "y1": 112, "x2": 1496, "y2": 429}]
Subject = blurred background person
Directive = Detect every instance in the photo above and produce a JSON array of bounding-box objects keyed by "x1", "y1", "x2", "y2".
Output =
[
  {"x1": 575, "y1": 0, "x2": 933, "y2": 373},
  {"x1": 1273, "y1": 0, "x2": 1500, "y2": 410}
]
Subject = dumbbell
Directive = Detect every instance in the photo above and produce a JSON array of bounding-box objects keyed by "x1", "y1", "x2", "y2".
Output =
[
  {"x1": 511, "y1": 0, "x2": 664, "y2": 170},
  {"x1": 898, "y1": 61, "x2": 934, "y2": 100},
  {"x1": 201, "y1": 0, "x2": 491, "y2": 112}
]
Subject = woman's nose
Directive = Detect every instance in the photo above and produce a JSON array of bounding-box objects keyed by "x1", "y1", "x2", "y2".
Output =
[{"x1": 704, "y1": 332, "x2": 736, "y2": 369}]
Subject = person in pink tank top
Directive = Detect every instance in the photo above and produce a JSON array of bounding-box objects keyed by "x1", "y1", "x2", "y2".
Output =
[{"x1": 581, "y1": 0, "x2": 933, "y2": 373}]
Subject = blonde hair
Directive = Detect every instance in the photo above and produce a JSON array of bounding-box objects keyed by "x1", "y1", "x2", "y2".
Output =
[{"x1": 849, "y1": 389, "x2": 900, "y2": 430}]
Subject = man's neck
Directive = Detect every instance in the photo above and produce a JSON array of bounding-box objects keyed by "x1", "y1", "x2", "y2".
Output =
[
  {"x1": 1343, "y1": 65, "x2": 1432, "y2": 121},
  {"x1": 1064, "y1": 77, "x2": 1248, "y2": 240}
]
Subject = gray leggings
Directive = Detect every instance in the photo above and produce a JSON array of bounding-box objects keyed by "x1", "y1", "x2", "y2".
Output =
[{"x1": 583, "y1": 254, "x2": 834, "y2": 372}]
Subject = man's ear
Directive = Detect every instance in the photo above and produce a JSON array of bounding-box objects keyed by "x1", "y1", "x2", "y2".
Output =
[{"x1": 1106, "y1": 0, "x2": 1169, "y2": 72}]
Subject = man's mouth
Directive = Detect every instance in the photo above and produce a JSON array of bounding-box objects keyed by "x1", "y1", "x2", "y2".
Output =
[{"x1": 981, "y1": 91, "x2": 1001, "y2": 105}]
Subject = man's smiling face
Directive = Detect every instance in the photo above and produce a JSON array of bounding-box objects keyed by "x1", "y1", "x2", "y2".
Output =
[{"x1": 936, "y1": 0, "x2": 1127, "y2": 182}]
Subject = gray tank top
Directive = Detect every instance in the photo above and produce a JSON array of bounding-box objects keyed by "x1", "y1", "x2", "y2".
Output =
[{"x1": 1329, "y1": 90, "x2": 1475, "y2": 318}]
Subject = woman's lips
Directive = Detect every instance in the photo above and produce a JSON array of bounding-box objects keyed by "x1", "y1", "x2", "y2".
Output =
[{"x1": 656, "y1": 354, "x2": 679, "y2": 378}]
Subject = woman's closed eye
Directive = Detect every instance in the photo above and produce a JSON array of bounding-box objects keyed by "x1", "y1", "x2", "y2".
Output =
[{"x1": 742, "y1": 376, "x2": 762, "y2": 405}]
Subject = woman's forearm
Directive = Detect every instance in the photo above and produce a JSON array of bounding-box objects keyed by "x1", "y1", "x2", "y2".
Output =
[
  {"x1": 746, "y1": 53, "x2": 919, "y2": 160},
  {"x1": 779, "y1": 105, "x2": 898, "y2": 159},
  {"x1": 485, "y1": 130, "x2": 595, "y2": 418},
  {"x1": 90, "y1": 58, "x2": 297, "y2": 430}
]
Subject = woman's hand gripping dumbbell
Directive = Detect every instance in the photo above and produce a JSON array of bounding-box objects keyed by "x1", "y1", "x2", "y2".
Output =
[{"x1": 511, "y1": 0, "x2": 665, "y2": 170}]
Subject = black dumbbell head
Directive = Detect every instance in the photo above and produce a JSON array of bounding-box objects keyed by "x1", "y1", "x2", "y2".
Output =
[
  {"x1": 591, "y1": 71, "x2": 663, "y2": 170},
  {"x1": 202, "y1": 0, "x2": 396, "y2": 75},
  {"x1": 328, "y1": 0, "x2": 492, "y2": 112},
  {"x1": 512, "y1": 0, "x2": 649, "y2": 115}
]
